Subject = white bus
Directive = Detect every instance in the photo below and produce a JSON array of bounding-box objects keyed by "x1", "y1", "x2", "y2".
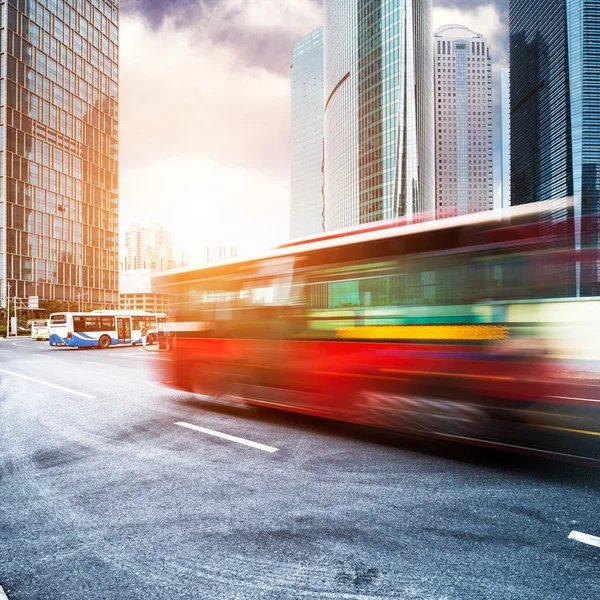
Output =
[
  {"x1": 48, "y1": 311, "x2": 169, "y2": 349},
  {"x1": 31, "y1": 319, "x2": 50, "y2": 341}
]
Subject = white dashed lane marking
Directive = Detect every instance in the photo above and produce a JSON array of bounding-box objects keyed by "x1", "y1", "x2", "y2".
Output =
[
  {"x1": 175, "y1": 421, "x2": 279, "y2": 453},
  {"x1": 569, "y1": 530, "x2": 600, "y2": 548}
]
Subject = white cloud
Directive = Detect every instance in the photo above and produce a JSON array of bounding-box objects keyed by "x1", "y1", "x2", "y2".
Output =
[
  {"x1": 119, "y1": 11, "x2": 292, "y2": 259},
  {"x1": 120, "y1": 154, "x2": 289, "y2": 258},
  {"x1": 209, "y1": 0, "x2": 322, "y2": 37}
]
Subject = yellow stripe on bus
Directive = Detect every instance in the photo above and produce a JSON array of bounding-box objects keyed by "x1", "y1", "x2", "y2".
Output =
[{"x1": 335, "y1": 325, "x2": 510, "y2": 341}]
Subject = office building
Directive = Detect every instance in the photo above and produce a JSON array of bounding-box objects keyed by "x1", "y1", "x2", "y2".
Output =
[
  {"x1": 1, "y1": 0, "x2": 119, "y2": 310},
  {"x1": 124, "y1": 223, "x2": 174, "y2": 271},
  {"x1": 500, "y1": 68, "x2": 510, "y2": 209},
  {"x1": 511, "y1": 0, "x2": 600, "y2": 295},
  {"x1": 290, "y1": 27, "x2": 324, "y2": 239},
  {"x1": 434, "y1": 25, "x2": 493, "y2": 219},
  {"x1": 323, "y1": 0, "x2": 434, "y2": 230}
]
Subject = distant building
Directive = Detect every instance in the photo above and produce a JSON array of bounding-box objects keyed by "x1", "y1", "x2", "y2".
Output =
[
  {"x1": 178, "y1": 251, "x2": 190, "y2": 268},
  {"x1": 124, "y1": 224, "x2": 174, "y2": 271},
  {"x1": 202, "y1": 245, "x2": 239, "y2": 265},
  {"x1": 119, "y1": 269, "x2": 170, "y2": 313},
  {"x1": 510, "y1": 0, "x2": 600, "y2": 295},
  {"x1": 290, "y1": 27, "x2": 325, "y2": 239},
  {"x1": 323, "y1": 0, "x2": 434, "y2": 230},
  {"x1": 500, "y1": 68, "x2": 510, "y2": 209},
  {"x1": 434, "y1": 25, "x2": 493, "y2": 219}
]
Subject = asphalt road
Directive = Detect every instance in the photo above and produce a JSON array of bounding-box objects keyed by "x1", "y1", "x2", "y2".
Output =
[{"x1": 0, "y1": 338, "x2": 599, "y2": 600}]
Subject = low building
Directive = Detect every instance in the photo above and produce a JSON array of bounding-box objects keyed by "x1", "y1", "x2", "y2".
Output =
[{"x1": 119, "y1": 269, "x2": 170, "y2": 314}]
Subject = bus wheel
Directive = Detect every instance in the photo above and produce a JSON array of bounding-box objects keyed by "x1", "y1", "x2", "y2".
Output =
[
  {"x1": 147, "y1": 334, "x2": 155, "y2": 346},
  {"x1": 98, "y1": 335, "x2": 111, "y2": 349}
]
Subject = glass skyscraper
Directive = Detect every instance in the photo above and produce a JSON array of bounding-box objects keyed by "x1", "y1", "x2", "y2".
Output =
[
  {"x1": 434, "y1": 25, "x2": 493, "y2": 219},
  {"x1": 323, "y1": 0, "x2": 434, "y2": 230},
  {"x1": 500, "y1": 68, "x2": 510, "y2": 209},
  {"x1": 510, "y1": 0, "x2": 599, "y2": 294},
  {"x1": 0, "y1": 0, "x2": 119, "y2": 310},
  {"x1": 290, "y1": 27, "x2": 324, "y2": 239}
]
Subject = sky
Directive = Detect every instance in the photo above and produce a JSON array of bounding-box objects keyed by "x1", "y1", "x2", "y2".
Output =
[{"x1": 119, "y1": 0, "x2": 509, "y2": 261}]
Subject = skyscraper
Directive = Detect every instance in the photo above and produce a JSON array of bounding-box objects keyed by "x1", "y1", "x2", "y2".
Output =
[
  {"x1": 510, "y1": 0, "x2": 600, "y2": 295},
  {"x1": 323, "y1": 0, "x2": 434, "y2": 230},
  {"x1": 125, "y1": 224, "x2": 173, "y2": 271},
  {"x1": 1, "y1": 0, "x2": 119, "y2": 310},
  {"x1": 434, "y1": 25, "x2": 493, "y2": 219},
  {"x1": 290, "y1": 27, "x2": 324, "y2": 239},
  {"x1": 500, "y1": 68, "x2": 510, "y2": 209}
]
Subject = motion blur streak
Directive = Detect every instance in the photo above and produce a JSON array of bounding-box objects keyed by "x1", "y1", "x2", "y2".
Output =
[
  {"x1": 335, "y1": 325, "x2": 510, "y2": 340},
  {"x1": 153, "y1": 199, "x2": 600, "y2": 461}
]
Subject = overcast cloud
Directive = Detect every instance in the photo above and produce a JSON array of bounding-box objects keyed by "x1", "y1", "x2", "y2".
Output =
[{"x1": 119, "y1": 0, "x2": 509, "y2": 259}]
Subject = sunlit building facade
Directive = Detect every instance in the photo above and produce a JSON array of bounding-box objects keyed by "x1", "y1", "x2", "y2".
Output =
[
  {"x1": 510, "y1": 0, "x2": 600, "y2": 294},
  {"x1": 323, "y1": 0, "x2": 434, "y2": 230},
  {"x1": 290, "y1": 27, "x2": 324, "y2": 239},
  {"x1": 0, "y1": 0, "x2": 119, "y2": 310},
  {"x1": 434, "y1": 25, "x2": 493, "y2": 219}
]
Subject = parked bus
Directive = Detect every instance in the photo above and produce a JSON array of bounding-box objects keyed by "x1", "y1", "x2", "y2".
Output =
[
  {"x1": 152, "y1": 199, "x2": 600, "y2": 458},
  {"x1": 31, "y1": 319, "x2": 50, "y2": 341},
  {"x1": 48, "y1": 311, "x2": 168, "y2": 349}
]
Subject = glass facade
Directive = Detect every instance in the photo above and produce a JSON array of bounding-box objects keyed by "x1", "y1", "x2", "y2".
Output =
[
  {"x1": 500, "y1": 68, "x2": 510, "y2": 209},
  {"x1": 290, "y1": 27, "x2": 324, "y2": 239},
  {"x1": 434, "y1": 25, "x2": 493, "y2": 219},
  {"x1": 0, "y1": 0, "x2": 119, "y2": 309},
  {"x1": 510, "y1": 0, "x2": 599, "y2": 295},
  {"x1": 323, "y1": 0, "x2": 434, "y2": 231}
]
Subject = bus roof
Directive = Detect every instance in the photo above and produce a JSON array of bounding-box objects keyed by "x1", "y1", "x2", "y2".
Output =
[{"x1": 155, "y1": 197, "x2": 573, "y2": 287}]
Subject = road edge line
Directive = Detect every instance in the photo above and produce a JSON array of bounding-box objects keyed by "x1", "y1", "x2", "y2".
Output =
[
  {"x1": 0, "y1": 368, "x2": 96, "y2": 399},
  {"x1": 0, "y1": 584, "x2": 9, "y2": 599}
]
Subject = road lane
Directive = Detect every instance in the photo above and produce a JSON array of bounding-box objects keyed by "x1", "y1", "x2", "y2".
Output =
[{"x1": 0, "y1": 340, "x2": 599, "y2": 600}]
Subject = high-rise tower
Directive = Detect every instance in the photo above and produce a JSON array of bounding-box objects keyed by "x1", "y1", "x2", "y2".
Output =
[
  {"x1": 290, "y1": 27, "x2": 324, "y2": 239},
  {"x1": 323, "y1": 0, "x2": 434, "y2": 230},
  {"x1": 433, "y1": 25, "x2": 493, "y2": 219},
  {"x1": 1, "y1": 0, "x2": 119, "y2": 310},
  {"x1": 500, "y1": 68, "x2": 510, "y2": 209},
  {"x1": 511, "y1": 0, "x2": 600, "y2": 296}
]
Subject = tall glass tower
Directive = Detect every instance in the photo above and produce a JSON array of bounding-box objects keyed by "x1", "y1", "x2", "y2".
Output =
[
  {"x1": 290, "y1": 27, "x2": 324, "y2": 239},
  {"x1": 510, "y1": 0, "x2": 599, "y2": 294},
  {"x1": 434, "y1": 25, "x2": 493, "y2": 219},
  {"x1": 323, "y1": 0, "x2": 434, "y2": 230},
  {"x1": 500, "y1": 68, "x2": 510, "y2": 209},
  {"x1": 0, "y1": 0, "x2": 119, "y2": 310}
]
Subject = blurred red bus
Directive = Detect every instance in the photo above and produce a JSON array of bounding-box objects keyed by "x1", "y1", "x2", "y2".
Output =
[{"x1": 154, "y1": 199, "x2": 600, "y2": 457}]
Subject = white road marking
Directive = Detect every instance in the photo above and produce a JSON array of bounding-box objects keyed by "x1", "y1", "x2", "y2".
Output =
[
  {"x1": 81, "y1": 361, "x2": 116, "y2": 368},
  {"x1": 569, "y1": 530, "x2": 600, "y2": 548},
  {"x1": 11, "y1": 341, "x2": 30, "y2": 347},
  {"x1": 33, "y1": 354, "x2": 51, "y2": 358},
  {"x1": 175, "y1": 421, "x2": 279, "y2": 453},
  {"x1": 114, "y1": 353, "x2": 173, "y2": 362},
  {"x1": 0, "y1": 368, "x2": 96, "y2": 399},
  {"x1": 0, "y1": 349, "x2": 14, "y2": 353},
  {"x1": 0, "y1": 584, "x2": 9, "y2": 600}
]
